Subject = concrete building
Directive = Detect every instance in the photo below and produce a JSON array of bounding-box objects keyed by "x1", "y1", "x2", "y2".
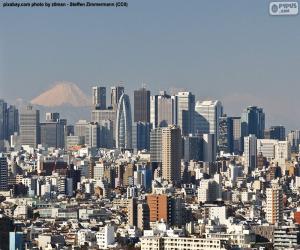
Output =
[
  {"x1": 195, "y1": 100, "x2": 223, "y2": 146},
  {"x1": 244, "y1": 134, "x2": 257, "y2": 174},
  {"x1": 150, "y1": 91, "x2": 177, "y2": 129},
  {"x1": 266, "y1": 182, "x2": 283, "y2": 225},
  {"x1": 19, "y1": 105, "x2": 40, "y2": 147},
  {"x1": 161, "y1": 125, "x2": 182, "y2": 184},
  {"x1": 176, "y1": 91, "x2": 195, "y2": 135}
]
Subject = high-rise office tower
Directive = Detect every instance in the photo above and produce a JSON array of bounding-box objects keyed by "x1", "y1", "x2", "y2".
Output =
[
  {"x1": 134, "y1": 87, "x2": 150, "y2": 123},
  {"x1": 132, "y1": 121, "x2": 151, "y2": 152},
  {"x1": 203, "y1": 134, "x2": 216, "y2": 162},
  {"x1": 111, "y1": 86, "x2": 124, "y2": 110},
  {"x1": 0, "y1": 99, "x2": 8, "y2": 141},
  {"x1": 19, "y1": 105, "x2": 40, "y2": 147},
  {"x1": 183, "y1": 135, "x2": 202, "y2": 162},
  {"x1": 241, "y1": 106, "x2": 265, "y2": 140},
  {"x1": 150, "y1": 91, "x2": 177, "y2": 129},
  {"x1": 74, "y1": 120, "x2": 89, "y2": 144},
  {"x1": 195, "y1": 100, "x2": 223, "y2": 151},
  {"x1": 116, "y1": 93, "x2": 132, "y2": 149},
  {"x1": 244, "y1": 134, "x2": 257, "y2": 174},
  {"x1": 218, "y1": 115, "x2": 233, "y2": 154},
  {"x1": 40, "y1": 113, "x2": 65, "y2": 148},
  {"x1": 287, "y1": 130, "x2": 300, "y2": 153},
  {"x1": 0, "y1": 154, "x2": 8, "y2": 190},
  {"x1": 161, "y1": 125, "x2": 182, "y2": 184},
  {"x1": 7, "y1": 105, "x2": 19, "y2": 138},
  {"x1": 92, "y1": 86, "x2": 106, "y2": 110},
  {"x1": 266, "y1": 182, "x2": 283, "y2": 224},
  {"x1": 232, "y1": 117, "x2": 242, "y2": 154},
  {"x1": 99, "y1": 120, "x2": 114, "y2": 149},
  {"x1": 150, "y1": 128, "x2": 162, "y2": 163},
  {"x1": 269, "y1": 126, "x2": 286, "y2": 141},
  {"x1": 85, "y1": 122, "x2": 101, "y2": 148},
  {"x1": 176, "y1": 92, "x2": 195, "y2": 135}
]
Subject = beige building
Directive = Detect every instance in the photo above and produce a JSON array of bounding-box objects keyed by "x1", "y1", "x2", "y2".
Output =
[
  {"x1": 162, "y1": 125, "x2": 182, "y2": 184},
  {"x1": 266, "y1": 182, "x2": 283, "y2": 224}
]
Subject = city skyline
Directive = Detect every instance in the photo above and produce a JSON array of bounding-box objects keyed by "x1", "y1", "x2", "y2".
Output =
[{"x1": 1, "y1": 0, "x2": 300, "y2": 130}]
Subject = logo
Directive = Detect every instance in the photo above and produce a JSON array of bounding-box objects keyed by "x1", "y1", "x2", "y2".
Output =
[{"x1": 269, "y1": 1, "x2": 299, "y2": 15}]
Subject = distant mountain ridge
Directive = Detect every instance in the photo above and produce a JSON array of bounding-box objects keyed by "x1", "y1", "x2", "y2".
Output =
[{"x1": 31, "y1": 81, "x2": 91, "y2": 107}]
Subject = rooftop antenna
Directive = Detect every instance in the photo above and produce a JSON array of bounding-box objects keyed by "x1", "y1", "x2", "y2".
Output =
[{"x1": 141, "y1": 81, "x2": 147, "y2": 89}]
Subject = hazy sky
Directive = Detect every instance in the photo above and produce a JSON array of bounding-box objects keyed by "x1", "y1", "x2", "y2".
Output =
[{"x1": 0, "y1": 0, "x2": 299, "y2": 130}]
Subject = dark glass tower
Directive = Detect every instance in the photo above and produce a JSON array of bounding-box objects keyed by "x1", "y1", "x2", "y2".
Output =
[{"x1": 134, "y1": 87, "x2": 150, "y2": 123}]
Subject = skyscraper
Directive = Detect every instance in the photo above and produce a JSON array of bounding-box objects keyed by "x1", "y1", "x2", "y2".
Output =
[
  {"x1": 287, "y1": 130, "x2": 300, "y2": 153},
  {"x1": 0, "y1": 154, "x2": 8, "y2": 190},
  {"x1": 19, "y1": 105, "x2": 40, "y2": 147},
  {"x1": 269, "y1": 126, "x2": 286, "y2": 141},
  {"x1": 195, "y1": 100, "x2": 223, "y2": 137},
  {"x1": 0, "y1": 99, "x2": 8, "y2": 141},
  {"x1": 132, "y1": 121, "x2": 151, "y2": 152},
  {"x1": 7, "y1": 105, "x2": 19, "y2": 138},
  {"x1": 116, "y1": 93, "x2": 132, "y2": 149},
  {"x1": 218, "y1": 115, "x2": 233, "y2": 154},
  {"x1": 134, "y1": 87, "x2": 150, "y2": 123},
  {"x1": 203, "y1": 134, "x2": 216, "y2": 162},
  {"x1": 111, "y1": 86, "x2": 124, "y2": 110},
  {"x1": 150, "y1": 128, "x2": 162, "y2": 163},
  {"x1": 244, "y1": 134, "x2": 257, "y2": 174},
  {"x1": 266, "y1": 182, "x2": 283, "y2": 225},
  {"x1": 150, "y1": 91, "x2": 177, "y2": 129},
  {"x1": 232, "y1": 117, "x2": 242, "y2": 154},
  {"x1": 183, "y1": 135, "x2": 202, "y2": 162},
  {"x1": 92, "y1": 86, "x2": 106, "y2": 110},
  {"x1": 241, "y1": 106, "x2": 265, "y2": 140},
  {"x1": 85, "y1": 122, "x2": 101, "y2": 148},
  {"x1": 176, "y1": 92, "x2": 195, "y2": 135},
  {"x1": 40, "y1": 113, "x2": 65, "y2": 148},
  {"x1": 161, "y1": 125, "x2": 182, "y2": 184}
]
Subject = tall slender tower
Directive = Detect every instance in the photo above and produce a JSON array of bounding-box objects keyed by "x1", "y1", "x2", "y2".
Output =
[
  {"x1": 162, "y1": 125, "x2": 182, "y2": 184},
  {"x1": 176, "y1": 92, "x2": 195, "y2": 136},
  {"x1": 134, "y1": 87, "x2": 150, "y2": 123},
  {"x1": 266, "y1": 182, "x2": 283, "y2": 225},
  {"x1": 244, "y1": 134, "x2": 257, "y2": 174},
  {"x1": 0, "y1": 154, "x2": 8, "y2": 190},
  {"x1": 0, "y1": 100, "x2": 8, "y2": 141},
  {"x1": 116, "y1": 93, "x2": 132, "y2": 149}
]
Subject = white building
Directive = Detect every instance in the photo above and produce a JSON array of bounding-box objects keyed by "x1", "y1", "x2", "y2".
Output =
[
  {"x1": 195, "y1": 100, "x2": 223, "y2": 142},
  {"x1": 141, "y1": 236, "x2": 227, "y2": 250},
  {"x1": 96, "y1": 225, "x2": 115, "y2": 249}
]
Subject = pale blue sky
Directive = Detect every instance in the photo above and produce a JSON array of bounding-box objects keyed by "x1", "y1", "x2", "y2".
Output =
[{"x1": 0, "y1": 0, "x2": 299, "y2": 129}]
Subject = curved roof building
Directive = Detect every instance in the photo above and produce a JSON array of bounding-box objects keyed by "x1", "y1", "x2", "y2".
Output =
[{"x1": 116, "y1": 93, "x2": 132, "y2": 149}]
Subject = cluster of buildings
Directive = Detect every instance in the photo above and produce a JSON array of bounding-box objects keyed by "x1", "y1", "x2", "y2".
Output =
[{"x1": 1, "y1": 85, "x2": 300, "y2": 249}]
